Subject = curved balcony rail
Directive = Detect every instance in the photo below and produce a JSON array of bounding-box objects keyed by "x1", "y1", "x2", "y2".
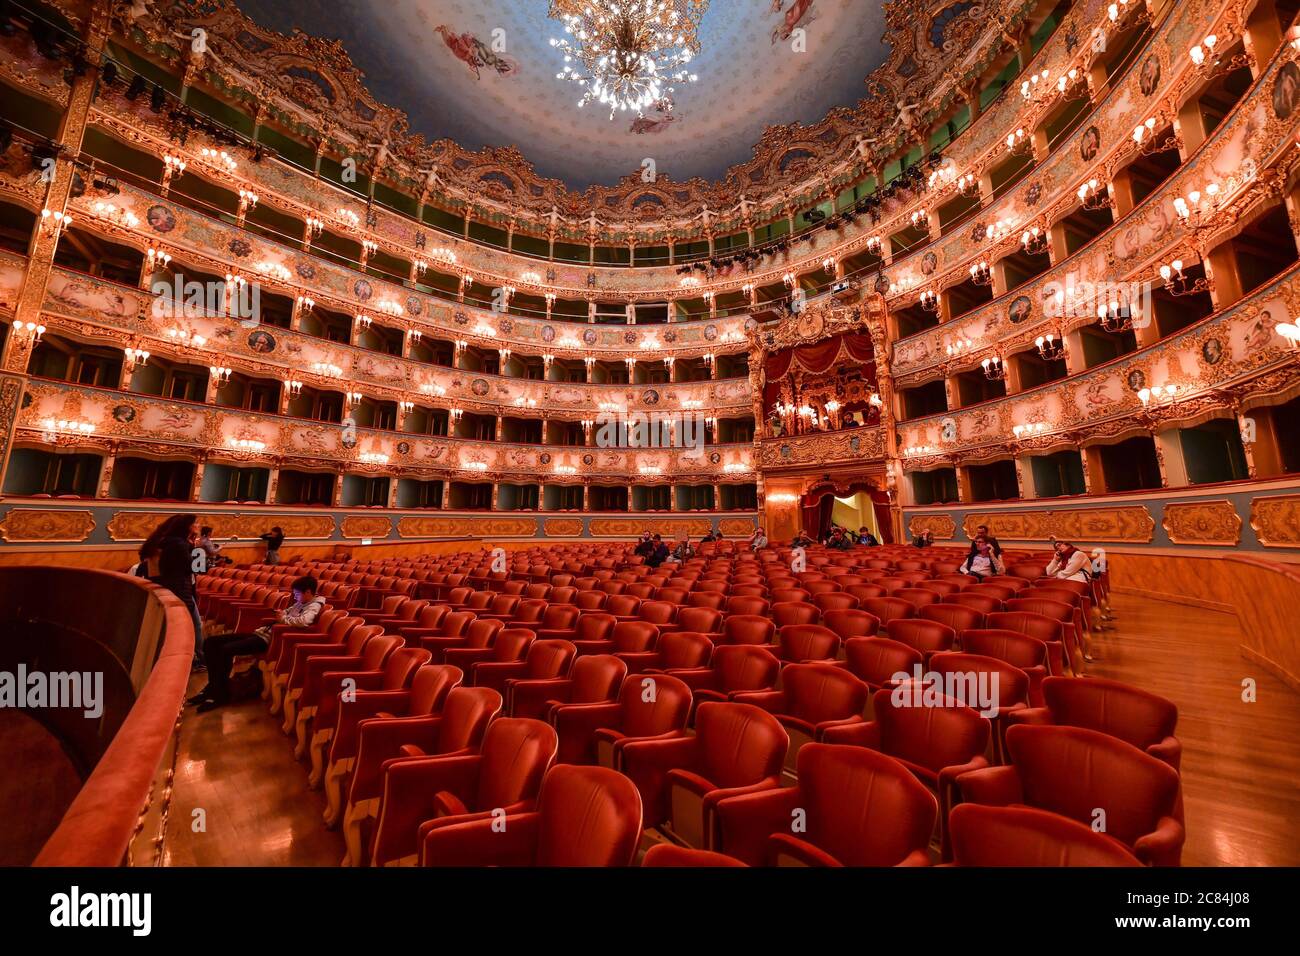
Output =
[{"x1": 0, "y1": 568, "x2": 192, "y2": 866}]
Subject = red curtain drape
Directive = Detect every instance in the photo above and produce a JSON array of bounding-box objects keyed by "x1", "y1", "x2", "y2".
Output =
[
  {"x1": 800, "y1": 495, "x2": 834, "y2": 540},
  {"x1": 869, "y1": 487, "x2": 894, "y2": 544},
  {"x1": 764, "y1": 333, "x2": 878, "y2": 411}
]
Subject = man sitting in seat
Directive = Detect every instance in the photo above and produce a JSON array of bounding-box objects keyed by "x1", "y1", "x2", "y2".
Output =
[
  {"x1": 633, "y1": 531, "x2": 655, "y2": 558},
  {"x1": 188, "y1": 575, "x2": 326, "y2": 713},
  {"x1": 749, "y1": 528, "x2": 768, "y2": 551},
  {"x1": 790, "y1": 529, "x2": 814, "y2": 549},
  {"x1": 856, "y1": 527, "x2": 879, "y2": 547},
  {"x1": 645, "y1": 534, "x2": 671, "y2": 568}
]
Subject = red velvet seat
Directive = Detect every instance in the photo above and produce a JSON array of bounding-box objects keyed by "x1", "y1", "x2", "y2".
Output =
[
  {"x1": 845, "y1": 584, "x2": 888, "y2": 602},
  {"x1": 841, "y1": 636, "x2": 923, "y2": 692},
  {"x1": 687, "y1": 591, "x2": 727, "y2": 611},
  {"x1": 671, "y1": 606, "x2": 723, "y2": 639},
  {"x1": 960, "y1": 629, "x2": 1050, "y2": 705},
  {"x1": 420, "y1": 765, "x2": 642, "y2": 867},
  {"x1": 266, "y1": 613, "x2": 362, "y2": 714},
  {"x1": 1007, "y1": 676, "x2": 1181, "y2": 770},
  {"x1": 621, "y1": 701, "x2": 787, "y2": 845},
  {"x1": 821, "y1": 608, "x2": 881, "y2": 641},
  {"x1": 474, "y1": 637, "x2": 576, "y2": 695},
  {"x1": 775, "y1": 624, "x2": 839, "y2": 664},
  {"x1": 725, "y1": 596, "x2": 771, "y2": 616},
  {"x1": 280, "y1": 623, "x2": 383, "y2": 731},
  {"x1": 987, "y1": 610, "x2": 1069, "y2": 675},
  {"x1": 619, "y1": 630, "x2": 713, "y2": 673},
  {"x1": 812, "y1": 592, "x2": 859, "y2": 615},
  {"x1": 860, "y1": 597, "x2": 916, "y2": 625},
  {"x1": 772, "y1": 602, "x2": 820, "y2": 629},
  {"x1": 822, "y1": 686, "x2": 989, "y2": 858},
  {"x1": 948, "y1": 803, "x2": 1142, "y2": 866},
  {"x1": 342, "y1": 686, "x2": 502, "y2": 866},
  {"x1": 323, "y1": 663, "x2": 464, "y2": 827},
  {"x1": 957, "y1": 724, "x2": 1184, "y2": 865},
  {"x1": 927, "y1": 651, "x2": 1031, "y2": 759},
  {"x1": 605, "y1": 594, "x2": 641, "y2": 622},
  {"x1": 575, "y1": 590, "x2": 608, "y2": 611},
  {"x1": 669, "y1": 644, "x2": 780, "y2": 706},
  {"x1": 555, "y1": 673, "x2": 693, "y2": 766},
  {"x1": 716, "y1": 743, "x2": 936, "y2": 866},
  {"x1": 735, "y1": 662, "x2": 867, "y2": 770},
  {"x1": 573, "y1": 619, "x2": 658, "y2": 659},
  {"x1": 537, "y1": 610, "x2": 614, "y2": 645},
  {"x1": 370, "y1": 717, "x2": 558, "y2": 866},
  {"x1": 397, "y1": 603, "x2": 451, "y2": 642},
  {"x1": 949, "y1": 592, "x2": 1003, "y2": 615},
  {"x1": 719, "y1": 613, "x2": 776, "y2": 646},
  {"x1": 507, "y1": 653, "x2": 627, "y2": 720},
  {"x1": 442, "y1": 624, "x2": 529, "y2": 672},
  {"x1": 885, "y1": 618, "x2": 956, "y2": 658},
  {"x1": 919, "y1": 603, "x2": 984, "y2": 633},
  {"x1": 637, "y1": 600, "x2": 678, "y2": 629},
  {"x1": 894, "y1": 587, "x2": 941, "y2": 610},
  {"x1": 769, "y1": 587, "x2": 812, "y2": 604},
  {"x1": 641, "y1": 844, "x2": 746, "y2": 867},
  {"x1": 418, "y1": 614, "x2": 495, "y2": 662},
  {"x1": 306, "y1": 643, "x2": 428, "y2": 783}
]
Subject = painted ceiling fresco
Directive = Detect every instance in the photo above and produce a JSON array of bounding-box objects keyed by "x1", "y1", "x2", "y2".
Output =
[{"x1": 233, "y1": 0, "x2": 891, "y2": 188}]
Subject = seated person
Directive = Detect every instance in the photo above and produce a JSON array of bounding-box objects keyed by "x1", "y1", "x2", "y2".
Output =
[
  {"x1": 633, "y1": 531, "x2": 655, "y2": 557},
  {"x1": 912, "y1": 530, "x2": 934, "y2": 548},
  {"x1": 187, "y1": 576, "x2": 325, "y2": 713},
  {"x1": 1046, "y1": 538, "x2": 1092, "y2": 583},
  {"x1": 790, "y1": 529, "x2": 814, "y2": 549},
  {"x1": 827, "y1": 527, "x2": 854, "y2": 550},
  {"x1": 700, "y1": 531, "x2": 717, "y2": 544},
  {"x1": 957, "y1": 536, "x2": 1005, "y2": 579},
  {"x1": 749, "y1": 528, "x2": 768, "y2": 550},
  {"x1": 972, "y1": 523, "x2": 1002, "y2": 558},
  {"x1": 667, "y1": 536, "x2": 695, "y2": 564},
  {"x1": 856, "y1": 527, "x2": 880, "y2": 547},
  {"x1": 645, "y1": 534, "x2": 671, "y2": 568}
]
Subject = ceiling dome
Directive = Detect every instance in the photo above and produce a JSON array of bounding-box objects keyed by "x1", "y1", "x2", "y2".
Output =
[{"x1": 234, "y1": 0, "x2": 891, "y2": 187}]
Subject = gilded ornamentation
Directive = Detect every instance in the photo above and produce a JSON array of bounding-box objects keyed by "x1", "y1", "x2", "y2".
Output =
[
  {"x1": 717, "y1": 517, "x2": 758, "y2": 537},
  {"x1": 1162, "y1": 500, "x2": 1242, "y2": 546},
  {"x1": 340, "y1": 516, "x2": 393, "y2": 539},
  {"x1": 962, "y1": 507, "x2": 1156, "y2": 543},
  {"x1": 398, "y1": 516, "x2": 538, "y2": 537},
  {"x1": 0, "y1": 509, "x2": 96, "y2": 543},
  {"x1": 1250, "y1": 494, "x2": 1300, "y2": 548},
  {"x1": 543, "y1": 518, "x2": 584, "y2": 537},
  {"x1": 907, "y1": 514, "x2": 955, "y2": 539},
  {"x1": 589, "y1": 517, "x2": 713, "y2": 537}
]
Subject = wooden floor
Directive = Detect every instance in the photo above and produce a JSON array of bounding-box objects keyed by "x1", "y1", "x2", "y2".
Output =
[{"x1": 164, "y1": 592, "x2": 1300, "y2": 867}]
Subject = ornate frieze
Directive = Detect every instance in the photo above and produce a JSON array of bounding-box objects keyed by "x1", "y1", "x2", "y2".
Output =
[
  {"x1": 1250, "y1": 494, "x2": 1300, "y2": 548},
  {"x1": 1163, "y1": 500, "x2": 1243, "y2": 546},
  {"x1": 960, "y1": 506, "x2": 1157, "y2": 543},
  {"x1": 0, "y1": 508, "x2": 96, "y2": 543}
]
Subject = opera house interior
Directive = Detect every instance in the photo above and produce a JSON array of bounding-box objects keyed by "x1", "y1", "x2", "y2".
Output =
[{"x1": 1, "y1": 0, "x2": 1299, "y2": 899}]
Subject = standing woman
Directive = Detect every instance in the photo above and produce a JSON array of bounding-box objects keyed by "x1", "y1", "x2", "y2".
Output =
[
  {"x1": 260, "y1": 525, "x2": 285, "y2": 565},
  {"x1": 139, "y1": 513, "x2": 204, "y2": 668}
]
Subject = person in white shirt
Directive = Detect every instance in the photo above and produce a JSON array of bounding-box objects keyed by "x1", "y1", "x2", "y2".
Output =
[
  {"x1": 1046, "y1": 539, "x2": 1092, "y2": 582},
  {"x1": 957, "y1": 536, "x2": 1005, "y2": 579}
]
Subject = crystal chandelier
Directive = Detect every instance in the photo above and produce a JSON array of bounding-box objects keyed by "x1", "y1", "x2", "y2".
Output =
[{"x1": 548, "y1": 1, "x2": 706, "y2": 119}]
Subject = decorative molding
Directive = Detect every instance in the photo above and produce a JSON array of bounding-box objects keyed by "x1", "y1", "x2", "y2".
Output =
[
  {"x1": 907, "y1": 513, "x2": 956, "y2": 539},
  {"x1": 542, "y1": 517, "x2": 583, "y2": 537},
  {"x1": 339, "y1": 515, "x2": 393, "y2": 539},
  {"x1": 718, "y1": 517, "x2": 759, "y2": 537},
  {"x1": 1162, "y1": 500, "x2": 1242, "y2": 546},
  {"x1": 961, "y1": 506, "x2": 1156, "y2": 543},
  {"x1": 0, "y1": 508, "x2": 96, "y2": 543},
  {"x1": 397, "y1": 515, "x2": 537, "y2": 537},
  {"x1": 1251, "y1": 494, "x2": 1300, "y2": 548},
  {"x1": 588, "y1": 517, "x2": 712, "y2": 537}
]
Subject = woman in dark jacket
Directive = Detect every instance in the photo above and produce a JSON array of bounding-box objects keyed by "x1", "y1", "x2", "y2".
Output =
[
  {"x1": 139, "y1": 513, "x2": 203, "y2": 666},
  {"x1": 260, "y1": 526, "x2": 285, "y2": 565}
]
